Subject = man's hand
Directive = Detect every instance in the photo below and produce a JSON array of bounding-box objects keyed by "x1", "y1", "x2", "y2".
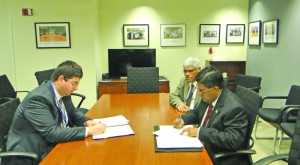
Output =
[
  {"x1": 177, "y1": 103, "x2": 190, "y2": 112},
  {"x1": 181, "y1": 127, "x2": 198, "y2": 137},
  {"x1": 173, "y1": 118, "x2": 184, "y2": 129},
  {"x1": 87, "y1": 123, "x2": 107, "y2": 136},
  {"x1": 85, "y1": 120, "x2": 97, "y2": 127}
]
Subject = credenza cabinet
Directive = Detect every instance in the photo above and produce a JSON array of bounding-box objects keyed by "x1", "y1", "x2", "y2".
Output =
[{"x1": 98, "y1": 79, "x2": 170, "y2": 98}]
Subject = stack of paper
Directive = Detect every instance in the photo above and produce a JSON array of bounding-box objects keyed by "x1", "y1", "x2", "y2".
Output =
[
  {"x1": 92, "y1": 115, "x2": 134, "y2": 139},
  {"x1": 153, "y1": 125, "x2": 203, "y2": 149}
]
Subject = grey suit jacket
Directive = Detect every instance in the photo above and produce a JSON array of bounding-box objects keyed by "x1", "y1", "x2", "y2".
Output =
[
  {"x1": 181, "y1": 88, "x2": 248, "y2": 165},
  {"x1": 6, "y1": 81, "x2": 91, "y2": 163},
  {"x1": 169, "y1": 78, "x2": 201, "y2": 109}
]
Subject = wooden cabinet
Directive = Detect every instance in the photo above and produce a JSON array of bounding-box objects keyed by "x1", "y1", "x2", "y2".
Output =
[
  {"x1": 98, "y1": 79, "x2": 170, "y2": 98},
  {"x1": 206, "y1": 60, "x2": 246, "y2": 91}
]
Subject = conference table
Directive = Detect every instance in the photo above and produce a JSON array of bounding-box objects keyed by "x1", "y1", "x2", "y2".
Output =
[{"x1": 39, "y1": 93, "x2": 213, "y2": 165}]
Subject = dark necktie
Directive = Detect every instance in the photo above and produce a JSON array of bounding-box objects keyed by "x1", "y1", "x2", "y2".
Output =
[
  {"x1": 202, "y1": 103, "x2": 214, "y2": 127},
  {"x1": 185, "y1": 84, "x2": 195, "y2": 107}
]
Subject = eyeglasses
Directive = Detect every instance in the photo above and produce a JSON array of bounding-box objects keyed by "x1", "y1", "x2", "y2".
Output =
[
  {"x1": 183, "y1": 69, "x2": 196, "y2": 74},
  {"x1": 66, "y1": 79, "x2": 79, "y2": 87},
  {"x1": 199, "y1": 88, "x2": 211, "y2": 94}
]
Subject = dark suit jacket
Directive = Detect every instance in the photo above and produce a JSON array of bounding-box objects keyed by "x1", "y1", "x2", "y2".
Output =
[
  {"x1": 181, "y1": 88, "x2": 248, "y2": 165},
  {"x1": 6, "y1": 81, "x2": 91, "y2": 164},
  {"x1": 169, "y1": 78, "x2": 201, "y2": 109}
]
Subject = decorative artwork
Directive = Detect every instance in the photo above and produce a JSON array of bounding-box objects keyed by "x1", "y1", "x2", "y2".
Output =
[
  {"x1": 160, "y1": 24, "x2": 186, "y2": 47},
  {"x1": 123, "y1": 24, "x2": 149, "y2": 47},
  {"x1": 199, "y1": 24, "x2": 220, "y2": 44},
  {"x1": 226, "y1": 24, "x2": 245, "y2": 44},
  {"x1": 35, "y1": 22, "x2": 71, "y2": 48},
  {"x1": 248, "y1": 21, "x2": 262, "y2": 46},
  {"x1": 263, "y1": 19, "x2": 279, "y2": 44}
]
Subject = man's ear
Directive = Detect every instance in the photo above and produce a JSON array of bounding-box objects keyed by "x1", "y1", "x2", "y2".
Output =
[{"x1": 57, "y1": 75, "x2": 65, "y2": 84}]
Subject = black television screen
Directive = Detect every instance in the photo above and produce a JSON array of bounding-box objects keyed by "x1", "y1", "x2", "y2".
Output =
[{"x1": 108, "y1": 49, "x2": 156, "y2": 78}]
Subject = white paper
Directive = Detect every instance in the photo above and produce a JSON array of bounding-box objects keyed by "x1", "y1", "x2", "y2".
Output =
[
  {"x1": 93, "y1": 124, "x2": 134, "y2": 139},
  {"x1": 93, "y1": 115, "x2": 129, "y2": 127},
  {"x1": 154, "y1": 125, "x2": 203, "y2": 149}
]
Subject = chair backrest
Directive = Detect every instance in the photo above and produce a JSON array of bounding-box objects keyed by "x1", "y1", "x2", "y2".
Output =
[
  {"x1": 235, "y1": 85, "x2": 262, "y2": 149},
  {"x1": 34, "y1": 68, "x2": 55, "y2": 85},
  {"x1": 235, "y1": 74, "x2": 262, "y2": 93},
  {"x1": 288, "y1": 108, "x2": 300, "y2": 164},
  {"x1": 286, "y1": 85, "x2": 300, "y2": 105},
  {"x1": 0, "y1": 98, "x2": 20, "y2": 151},
  {"x1": 0, "y1": 74, "x2": 17, "y2": 99},
  {"x1": 127, "y1": 67, "x2": 159, "y2": 94}
]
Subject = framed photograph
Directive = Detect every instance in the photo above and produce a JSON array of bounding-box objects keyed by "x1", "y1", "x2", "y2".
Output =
[
  {"x1": 34, "y1": 22, "x2": 71, "y2": 48},
  {"x1": 248, "y1": 21, "x2": 262, "y2": 46},
  {"x1": 123, "y1": 24, "x2": 149, "y2": 47},
  {"x1": 263, "y1": 19, "x2": 279, "y2": 44},
  {"x1": 160, "y1": 24, "x2": 186, "y2": 47},
  {"x1": 226, "y1": 24, "x2": 245, "y2": 44},
  {"x1": 199, "y1": 24, "x2": 220, "y2": 44}
]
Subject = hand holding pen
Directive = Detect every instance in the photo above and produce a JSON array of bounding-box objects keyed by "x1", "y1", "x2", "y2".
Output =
[{"x1": 173, "y1": 116, "x2": 184, "y2": 129}]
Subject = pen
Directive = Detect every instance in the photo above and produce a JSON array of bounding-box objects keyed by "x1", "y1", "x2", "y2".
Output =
[{"x1": 178, "y1": 115, "x2": 182, "y2": 129}]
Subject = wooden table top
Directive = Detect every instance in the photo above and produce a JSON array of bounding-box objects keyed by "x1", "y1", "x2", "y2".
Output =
[{"x1": 39, "y1": 93, "x2": 213, "y2": 165}]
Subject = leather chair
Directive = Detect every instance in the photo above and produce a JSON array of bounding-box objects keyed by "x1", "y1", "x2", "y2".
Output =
[
  {"x1": 234, "y1": 74, "x2": 262, "y2": 93},
  {"x1": 0, "y1": 74, "x2": 29, "y2": 104},
  {"x1": 254, "y1": 85, "x2": 300, "y2": 154},
  {"x1": 127, "y1": 67, "x2": 159, "y2": 94},
  {"x1": 34, "y1": 69, "x2": 88, "y2": 114},
  {"x1": 0, "y1": 98, "x2": 38, "y2": 165},
  {"x1": 208, "y1": 85, "x2": 262, "y2": 165}
]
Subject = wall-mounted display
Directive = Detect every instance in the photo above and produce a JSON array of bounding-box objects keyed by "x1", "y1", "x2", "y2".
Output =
[
  {"x1": 123, "y1": 24, "x2": 149, "y2": 47},
  {"x1": 248, "y1": 21, "x2": 262, "y2": 46},
  {"x1": 199, "y1": 24, "x2": 220, "y2": 44},
  {"x1": 226, "y1": 24, "x2": 245, "y2": 44},
  {"x1": 34, "y1": 22, "x2": 71, "y2": 48},
  {"x1": 263, "y1": 19, "x2": 279, "y2": 44},
  {"x1": 160, "y1": 24, "x2": 186, "y2": 47}
]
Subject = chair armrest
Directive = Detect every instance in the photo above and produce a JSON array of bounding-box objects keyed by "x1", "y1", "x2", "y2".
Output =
[
  {"x1": 261, "y1": 96, "x2": 288, "y2": 107},
  {"x1": 252, "y1": 154, "x2": 288, "y2": 165},
  {"x1": 278, "y1": 105, "x2": 300, "y2": 124},
  {"x1": 71, "y1": 93, "x2": 86, "y2": 108},
  {"x1": 248, "y1": 87, "x2": 261, "y2": 91},
  {"x1": 214, "y1": 149, "x2": 256, "y2": 159},
  {"x1": 0, "y1": 151, "x2": 38, "y2": 164},
  {"x1": 281, "y1": 105, "x2": 300, "y2": 122},
  {"x1": 15, "y1": 90, "x2": 29, "y2": 93}
]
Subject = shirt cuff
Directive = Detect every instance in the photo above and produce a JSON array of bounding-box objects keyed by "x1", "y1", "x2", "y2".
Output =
[{"x1": 85, "y1": 127, "x2": 88, "y2": 137}]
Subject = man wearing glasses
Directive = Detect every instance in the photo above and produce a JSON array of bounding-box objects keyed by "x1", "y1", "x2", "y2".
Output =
[
  {"x1": 6, "y1": 60, "x2": 107, "y2": 164},
  {"x1": 169, "y1": 57, "x2": 202, "y2": 112},
  {"x1": 173, "y1": 66, "x2": 248, "y2": 165}
]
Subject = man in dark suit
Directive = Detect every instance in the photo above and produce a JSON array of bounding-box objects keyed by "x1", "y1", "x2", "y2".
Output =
[
  {"x1": 6, "y1": 60, "x2": 107, "y2": 164},
  {"x1": 169, "y1": 57, "x2": 202, "y2": 112},
  {"x1": 173, "y1": 66, "x2": 248, "y2": 165}
]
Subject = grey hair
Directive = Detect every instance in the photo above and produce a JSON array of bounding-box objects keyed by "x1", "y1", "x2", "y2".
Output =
[{"x1": 183, "y1": 57, "x2": 201, "y2": 69}]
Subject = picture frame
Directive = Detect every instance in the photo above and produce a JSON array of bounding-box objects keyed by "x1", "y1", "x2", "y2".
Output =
[
  {"x1": 123, "y1": 24, "x2": 149, "y2": 47},
  {"x1": 34, "y1": 22, "x2": 71, "y2": 48},
  {"x1": 199, "y1": 24, "x2": 220, "y2": 44},
  {"x1": 226, "y1": 24, "x2": 245, "y2": 44},
  {"x1": 248, "y1": 21, "x2": 262, "y2": 46},
  {"x1": 160, "y1": 24, "x2": 186, "y2": 47},
  {"x1": 263, "y1": 19, "x2": 279, "y2": 44}
]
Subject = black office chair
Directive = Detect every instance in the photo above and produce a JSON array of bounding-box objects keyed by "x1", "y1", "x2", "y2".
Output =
[
  {"x1": 0, "y1": 74, "x2": 29, "y2": 105},
  {"x1": 208, "y1": 85, "x2": 262, "y2": 165},
  {"x1": 34, "y1": 69, "x2": 88, "y2": 114},
  {"x1": 127, "y1": 67, "x2": 159, "y2": 94},
  {"x1": 254, "y1": 85, "x2": 300, "y2": 154},
  {"x1": 0, "y1": 98, "x2": 38, "y2": 165},
  {"x1": 234, "y1": 74, "x2": 262, "y2": 93}
]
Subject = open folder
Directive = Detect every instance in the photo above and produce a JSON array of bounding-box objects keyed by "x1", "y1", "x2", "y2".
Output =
[
  {"x1": 153, "y1": 125, "x2": 203, "y2": 152},
  {"x1": 92, "y1": 115, "x2": 134, "y2": 140}
]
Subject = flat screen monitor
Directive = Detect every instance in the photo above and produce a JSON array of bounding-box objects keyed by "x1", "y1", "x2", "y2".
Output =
[{"x1": 108, "y1": 49, "x2": 156, "y2": 78}]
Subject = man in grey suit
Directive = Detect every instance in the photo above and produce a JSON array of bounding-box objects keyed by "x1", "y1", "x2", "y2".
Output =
[
  {"x1": 173, "y1": 66, "x2": 248, "y2": 165},
  {"x1": 169, "y1": 57, "x2": 201, "y2": 112},
  {"x1": 6, "y1": 60, "x2": 107, "y2": 164}
]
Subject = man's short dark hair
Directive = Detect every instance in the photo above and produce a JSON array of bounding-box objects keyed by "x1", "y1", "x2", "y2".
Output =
[
  {"x1": 51, "y1": 60, "x2": 83, "y2": 81},
  {"x1": 195, "y1": 66, "x2": 224, "y2": 89}
]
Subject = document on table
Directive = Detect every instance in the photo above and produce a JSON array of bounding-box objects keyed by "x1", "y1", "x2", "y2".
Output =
[
  {"x1": 92, "y1": 115, "x2": 134, "y2": 140},
  {"x1": 153, "y1": 125, "x2": 203, "y2": 149}
]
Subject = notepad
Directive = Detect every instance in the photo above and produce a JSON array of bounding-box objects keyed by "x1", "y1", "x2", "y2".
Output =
[{"x1": 92, "y1": 115, "x2": 134, "y2": 140}]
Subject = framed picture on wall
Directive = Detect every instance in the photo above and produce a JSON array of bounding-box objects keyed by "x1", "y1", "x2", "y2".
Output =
[
  {"x1": 34, "y1": 22, "x2": 71, "y2": 48},
  {"x1": 226, "y1": 24, "x2": 245, "y2": 44},
  {"x1": 160, "y1": 24, "x2": 186, "y2": 47},
  {"x1": 199, "y1": 24, "x2": 220, "y2": 44},
  {"x1": 123, "y1": 24, "x2": 149, "y2": 47},
  {"x1": 263, "y1": 19, "x2": 279, "y2": 44},
  {"x1": 248, "y1": 21, "x2": 262, "y2": 46}
]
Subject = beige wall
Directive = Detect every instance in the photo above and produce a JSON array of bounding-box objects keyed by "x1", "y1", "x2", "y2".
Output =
[{"x1": 1, "y1": 0, "x2": 248, "y2": 108}]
